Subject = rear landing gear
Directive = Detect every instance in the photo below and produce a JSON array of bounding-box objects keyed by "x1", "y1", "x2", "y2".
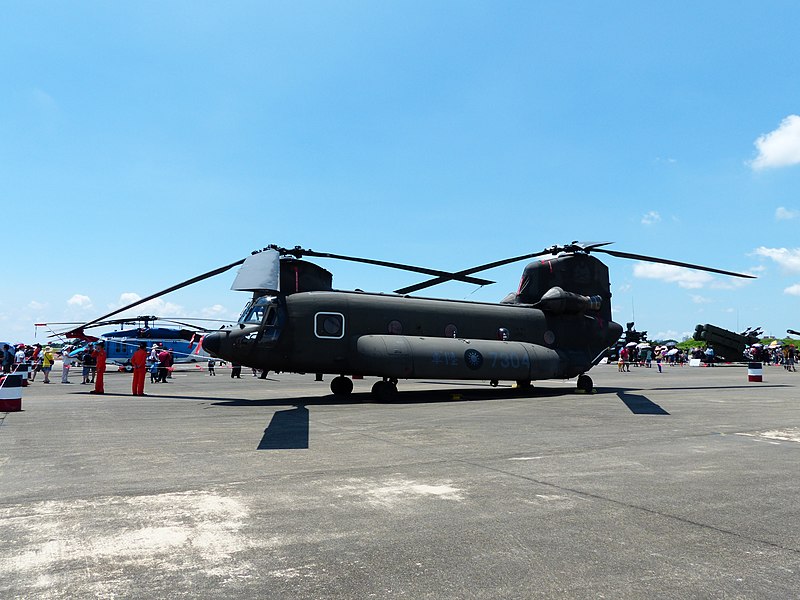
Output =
[
  {"x1": 371, "y1": 379, "x2": 397, "y2": 402},
  {"x1": 330, "y1": 376, "x2": 353, "y2": 397},
  {"x1": 577, "y1": 374, "x2": 593, "y2": 393}
]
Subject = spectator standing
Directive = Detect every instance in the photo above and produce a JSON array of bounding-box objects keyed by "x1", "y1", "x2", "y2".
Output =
[
  {"x1": 80, "y1": 346, "x2": 93, "y2": 384},
  {"x1": 1, "y1": 344, "x2": 13, "y2": 374},
  {"x1": 230, "y1": 362, "x2": 242, "y2": 378},
  {"x1": 30, "y1": 344, "x2": 42, "y2": 381},
  {"x1": 705, "y1": 346, "x2": 715, "y2": 366},
  {"x1": 620, "y1": 347, "x2": 630, "y2": 372},
  {"x1": 14, "y1": 345, "x2": 25, "y2": 369},
  {"x1": 61, "y1": 347, "x2": 73, "y2": 383},
  {"x1": 130, "y1": 342, "x2": 148, "y2": 396},
  {"x1": 41, "y1": 346, "x2": 55, "y2": 383},
  {"x1": 157, "y1": 347, "x2": 171, "y2": 383},
  {"x1": 207, "y1": 359, "x2": 216, "y2": 376},
  {"x1": 91, "y1": 342, "x2": 106, "y2": 394}
]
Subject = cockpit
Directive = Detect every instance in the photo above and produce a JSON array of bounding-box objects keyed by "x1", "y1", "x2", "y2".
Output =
[{"x1": 237, "y1": 295, "x2": 284, "y2": 344}]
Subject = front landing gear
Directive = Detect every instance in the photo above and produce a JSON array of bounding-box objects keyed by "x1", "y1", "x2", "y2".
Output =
[
  {"x1": 330, "y1": 376, "x2": 353, "y2": 397},
  {"x1": 576, "y1": 374, "x2": 593, "y2": 394}
]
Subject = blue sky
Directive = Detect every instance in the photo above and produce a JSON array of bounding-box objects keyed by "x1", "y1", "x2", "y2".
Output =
[{"x1": 2, "y1": 2, "x2": 800, "y2": 344}]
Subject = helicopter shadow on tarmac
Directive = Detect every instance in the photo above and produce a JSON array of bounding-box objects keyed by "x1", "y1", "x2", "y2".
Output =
[
  {"x1": 597, "y1": 382, "x2": 791, "y2": 416},
  {"x1": 211, "y1": 384, "x2": 678, "y2": 450},
  {"x1": 207, "y1": 386, "x2": 579, "y2": 450}
]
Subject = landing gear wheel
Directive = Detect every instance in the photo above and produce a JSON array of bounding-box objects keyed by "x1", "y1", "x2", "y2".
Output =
[
  {"x1": 330, "y1": 376, "x2": 353, "y2": 397},
  {"x1": 577, "y1": 374, "x2": 593, "y2": 393},
  {"x1": 371, "y1": 380, "x2": 397, "y2": 402},
  {"x1": 490, "y1": 379, "x2": 499, "y2": 387},
  {"x1": 515, "y1": 379, "x2": 532, "y2": 389}
]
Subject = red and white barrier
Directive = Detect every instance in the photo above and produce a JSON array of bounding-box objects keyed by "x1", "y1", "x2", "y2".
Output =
[
  {"x1": 13, "y1": 362, "x2": 29, "y2": 386},
  {"x1": 0, "y1": 373, "x2": 23, "y2": 411},
  {"x1": 747, "y1": 362, "x2": 763, "y2": 382}
]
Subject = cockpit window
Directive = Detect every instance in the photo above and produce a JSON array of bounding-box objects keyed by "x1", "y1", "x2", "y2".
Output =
[{"x1": 239, "y1": 296, "x2": 276, "y2": 325}]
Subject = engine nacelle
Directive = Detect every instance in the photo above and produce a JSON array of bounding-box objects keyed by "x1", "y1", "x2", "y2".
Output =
[{"x1": 533, "y1": 287, "x2": 602, "y2": 314}]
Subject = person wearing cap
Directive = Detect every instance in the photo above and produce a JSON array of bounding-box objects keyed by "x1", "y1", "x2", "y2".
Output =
[
  {"x1": 14, "y1": 345, "x2": 26, "y2": 368},
  {"x1": 61, "y1": 346, "x2": 74, "y2": 383},
  {"x1": 41, "y1": 346, "x2": 55, "y2": 383},
  {"x1": 130, "y1": 342, "x2": 148, "y2": 396},
  {"x1": 90, "y1": 341, "x2": 107, "y2": 394},
  {"x1": 80, "y1": 345, "x2": 94, "y2": 384}
]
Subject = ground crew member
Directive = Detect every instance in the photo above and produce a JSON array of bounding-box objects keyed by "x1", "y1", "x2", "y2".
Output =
[
  {"x1": 131, "y1": 342, "x2": 147, "y2": 396},
  {"x1": 91, "y1": 342, "x2": 107, "y2": 394}
]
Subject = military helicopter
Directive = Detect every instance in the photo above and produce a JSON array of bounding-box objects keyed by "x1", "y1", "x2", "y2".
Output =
[{"x1": 75, "y1": 242, "x2": 754, "y2": 400}]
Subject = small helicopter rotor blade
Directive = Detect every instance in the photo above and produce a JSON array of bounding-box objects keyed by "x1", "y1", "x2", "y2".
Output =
[
  {"x1": 156, "y1": 318, "x2": 212, "y2": 331},
  {"x1": 394, "y1": 248, "x2": 556, "y2": 295},
  {"x1": 158, "y1": 316, "x2": 235, "y2": 323},
  {"x1": 80, "y1": 258, "x2": 246, "y2": 329},
  {"x1": 593, "y1": 248, "x2": 756, "y2": 279},
  {"x1": 282, "y1": 247, "x2": 494, "y2": 287}
]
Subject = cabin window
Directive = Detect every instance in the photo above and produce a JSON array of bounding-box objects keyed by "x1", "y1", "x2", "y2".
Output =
[
  {"x1": 315, "y1": 312, "x2": 345, "y2": 339},
  {"x1": 387, "y1": 320, "x2": 403, "y2": 335}
]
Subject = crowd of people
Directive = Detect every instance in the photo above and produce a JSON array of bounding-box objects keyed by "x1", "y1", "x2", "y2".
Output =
[
  {"x1": 744, "y1": 343, "x2": 797, "y2": 371},
  {"x1": 0, "y1": 341, "x2": 174, "y2": 395},
  {"x1": 0, "y1": 339, "x2": 254, "y2": 397},
  {"x1": 2, "y1": 342, "x2": 57, "y2": 383},
  {"x1": 617, "y1": 344, "x2": 688, "y2": 373}
]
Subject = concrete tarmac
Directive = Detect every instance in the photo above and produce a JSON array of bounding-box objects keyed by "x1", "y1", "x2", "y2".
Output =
[{"x1": 1, "y1": 364, "x2": 799, "y2": 599}]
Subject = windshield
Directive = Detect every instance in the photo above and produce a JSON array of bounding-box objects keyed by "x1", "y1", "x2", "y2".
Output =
[{"x1": 238, "y1": 295, "x2": 277, "y2": 325}]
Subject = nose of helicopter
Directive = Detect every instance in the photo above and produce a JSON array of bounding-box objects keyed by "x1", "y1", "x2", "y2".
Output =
[{"x1": 202, "y1": 331, "x2": 223, "y2": 356}]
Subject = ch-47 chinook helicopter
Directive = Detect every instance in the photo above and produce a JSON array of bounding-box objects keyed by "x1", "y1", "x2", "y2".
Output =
[{"x1": 76, "y1": 242, "x2": 754, "y2": 400}]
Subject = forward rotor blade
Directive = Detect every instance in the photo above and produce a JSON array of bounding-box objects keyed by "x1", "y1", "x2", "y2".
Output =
[
  {"x1": 297, "y1": 249, "x2": 494, "y2": 287},
  {"x1": 593, "y1": 248, "x2": 756, "y2": 279},
  {"x1": 81, "y1": 258, "x2": 246, "y2": 329},
  {"x1": 394, "y1": 249, "x2": 555, "y2": 295}
]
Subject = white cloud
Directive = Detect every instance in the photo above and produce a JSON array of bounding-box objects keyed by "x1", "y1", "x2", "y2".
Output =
[
  {"x1": 753, "y1": 247, "x2": 800, "y2": 272},
  {"x1": 27, "y1": 300, "x2": 47, "y2": 310},
  {"x1": 751, "y1": 115, "x2": 800, "y2": 170},
  {"x1": 632, "y1": 262, "x2": 713, "y2": 289},
  {"x1": 652, "y1": 330, "x2": 693, "y2": 341},
  {"x1": 690, "y1": 294, "x2": 712, "y2": 304},
  {"x1": 785, "y1": 284, "x2": 800, "y2": 296},
  {"x1": 641, "y1": 211, "x2": 661, "y2": 225},
  {"x1": 111, "y1": 292, "x2": 185, "y2": 317},
  {"x1": 200, "y1": 304, "x2": 230, "y2": 318},
  {"x1": 67, "y1": 294, "x2": 93, "y2": 309},
  {"x1": 775, "y1": 207, "x2": 800, "y2": 220}
]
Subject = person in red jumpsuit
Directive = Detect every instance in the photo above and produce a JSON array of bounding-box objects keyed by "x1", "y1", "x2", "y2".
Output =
[
  {"x1": 90, "y1": 341, "x2": 107, "y2": 394},
  {"x1": 130, "y1": 342, "x2": 147, "y2": 396}
]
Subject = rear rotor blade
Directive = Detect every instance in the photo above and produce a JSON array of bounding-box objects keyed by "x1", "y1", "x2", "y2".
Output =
[
  {"x1": 593, "y1": 248, "x2": 756, "y2": 279},
  {"x1": 394, "y1": 248, "x2": 556, "y2": 295}
]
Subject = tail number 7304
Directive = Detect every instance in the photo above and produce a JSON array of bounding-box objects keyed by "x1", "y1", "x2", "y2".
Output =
[{"x1": 489, "y1": 352, "x2": 530, "y2": 369}]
